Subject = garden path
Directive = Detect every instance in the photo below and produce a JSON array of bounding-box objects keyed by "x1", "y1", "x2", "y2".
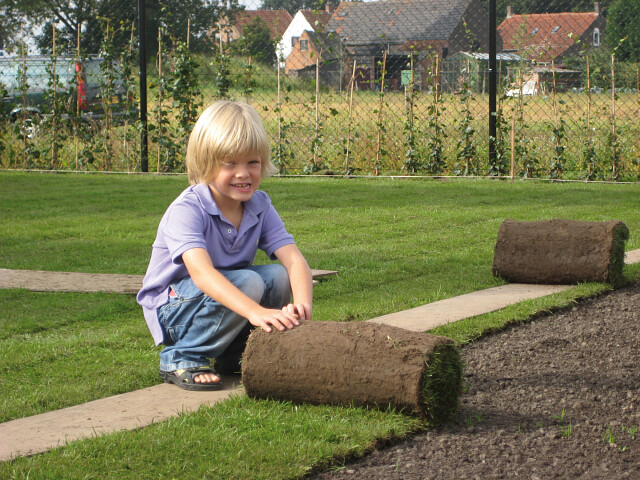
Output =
[{"x1": 0, "y1": 249, "x2": 639, "y2": 462}]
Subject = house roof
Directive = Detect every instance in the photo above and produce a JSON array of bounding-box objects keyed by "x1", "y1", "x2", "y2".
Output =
[
  {"x1": 232, "y1": 10, "x2": 293, "y2": 39},
  {"x1": 326, "y1": 0, "x2": 474, "y2": 46},
  {"x1": 305, "y1": 30, "x2": 343, "y2": 60},
  {"x1": 498, "y1": 11, "x2": 602, "y2": 62},
  {"x1": 300, "y1": 9, "x2": 333, "y2": 31}
]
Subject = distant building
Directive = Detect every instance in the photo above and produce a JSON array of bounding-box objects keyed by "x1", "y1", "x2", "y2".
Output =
[
  {"x1": 441, "y1": 52, "x2": 523, "y2": 93},
  {"x1": 217, "y1": 10, "x2": 293, "y2": 44},
  {"x1": 285, "y1": 30, "x2": 344, "y2": 88},
  {"x1": 498, "y1": 3, "x2": 605, "y2": 65},
  {"x1": 325, "y1": 0, "x2": 492, "y2": 91},
  {"x1": 277, "y1": 6, "x2": 334, "y2": 67}
]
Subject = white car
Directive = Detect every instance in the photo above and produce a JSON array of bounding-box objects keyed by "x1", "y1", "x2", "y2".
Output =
[{"x1": 506, "y1": 79, "x2": 538, "y2": 97}]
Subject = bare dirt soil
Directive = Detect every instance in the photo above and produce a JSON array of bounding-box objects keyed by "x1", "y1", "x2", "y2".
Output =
[{"x1": 309, "y1": 281, "x2": 640, "y2": 480}]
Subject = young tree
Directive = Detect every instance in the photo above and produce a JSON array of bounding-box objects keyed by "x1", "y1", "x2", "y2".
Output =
[
  {"x1": 606, "y1": 0, "x2": 640, "y2": 62},
  {"x1": 261, "y1": 0, "x2": 326, "y2": 16},
  {"x1": 236, "y1": 16, "x2": 276, "y2": 64},
  {"x1": 1, "y1": 0, "x2": 224, "y2": 55}
]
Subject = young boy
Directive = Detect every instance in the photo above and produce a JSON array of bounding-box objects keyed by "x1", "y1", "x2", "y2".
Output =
[{"x1": 137, "y1": 100, "x2": 313, "y2": 391}]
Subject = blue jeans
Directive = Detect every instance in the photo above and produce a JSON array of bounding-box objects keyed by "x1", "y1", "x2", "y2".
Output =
[{"x1": 157, "y1": 264, "x2": 292, "y2": 372}]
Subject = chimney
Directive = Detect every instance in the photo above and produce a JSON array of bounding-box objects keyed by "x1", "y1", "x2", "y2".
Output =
[
  {"x1": 325, "y1": 2, "x2": 334, "y2": 14},
  {"x1": 594, "y1": 2, "x2": 600, "y2": 14},
  {"x1": 507, "y1": 6, "x2": 513, "y2": 18}
]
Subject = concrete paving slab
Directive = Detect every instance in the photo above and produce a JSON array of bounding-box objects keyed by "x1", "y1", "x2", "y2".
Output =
[
  {"x1": 626, "y1": 249, "x2": 640, "y2": 265},
  {"x1": 367, "y1": 283, "x2": 572, "y2": 331},
  {"x1": 0, "y1": 376, "x2": 242, "y2": 461},
  {"x1": 0, "y1": 268, "x2": 338, "y2": 294}
]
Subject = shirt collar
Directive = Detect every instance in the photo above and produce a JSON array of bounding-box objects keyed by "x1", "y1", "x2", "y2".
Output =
[{"x1": 192, "y1": 183, "x2": 270, "y2": 217}]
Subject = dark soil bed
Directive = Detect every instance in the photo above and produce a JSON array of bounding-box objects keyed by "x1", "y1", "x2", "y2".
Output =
[{"x1": 309, "y1": 281, "x2": 640, "y2": 480}]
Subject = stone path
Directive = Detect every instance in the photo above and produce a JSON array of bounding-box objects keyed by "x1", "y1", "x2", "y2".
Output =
[
  {"x1": 1, "y1": 249, "x2": 639, "y2": 462},
  {"x1": 0, "y1": 268, "x2": 339, "y2": 294}
]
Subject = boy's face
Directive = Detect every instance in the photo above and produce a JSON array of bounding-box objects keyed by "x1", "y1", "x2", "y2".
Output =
[{"x1": 208, "y1": 154, "x2": 262, "y2": 208}]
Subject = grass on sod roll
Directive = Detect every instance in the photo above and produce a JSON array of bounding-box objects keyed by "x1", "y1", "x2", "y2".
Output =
[
  {"x1": 610, "y1": 222, "x2": 631, "y2": 286},
  {"x1": 1, "y1": 172, "x2": 639, "y2": 478},
  {"x1": 422, "y1": 343, "x2": 463, "y2": 426}
]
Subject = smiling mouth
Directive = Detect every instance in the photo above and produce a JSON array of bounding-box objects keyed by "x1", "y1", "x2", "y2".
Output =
[{"x1": 232, "y1": 183, "x2": 251, "y2": 190}]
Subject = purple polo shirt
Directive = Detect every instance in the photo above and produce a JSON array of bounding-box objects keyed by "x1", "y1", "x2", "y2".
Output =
[{"x1": 137, "y1": 183, "x2": 295, "y2": 345}]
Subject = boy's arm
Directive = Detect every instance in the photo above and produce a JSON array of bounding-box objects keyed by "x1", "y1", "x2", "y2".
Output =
[
  {"x1": 274, "y1": 243, "x2": 313, "y2": 321},
  {"x1": 181, "y1": 247, "x2": 299, "y2": 332}
]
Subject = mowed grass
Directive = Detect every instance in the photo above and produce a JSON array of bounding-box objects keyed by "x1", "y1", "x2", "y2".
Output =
[{"x1": 1, "y1": 172, "x2": 639, "y2": 478}]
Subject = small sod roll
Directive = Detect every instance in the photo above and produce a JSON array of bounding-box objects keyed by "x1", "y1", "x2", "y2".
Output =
[
  {"x1": 492, "y1": 218, "x2": 629, "y2": 285},
  {"x1": 242, "y1": 321, "x2": 462, "y2": 422}
]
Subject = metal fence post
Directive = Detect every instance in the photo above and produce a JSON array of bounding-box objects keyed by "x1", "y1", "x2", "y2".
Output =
[{"x1": 138, "y1": 0, "x2": 148, "y2": 172}]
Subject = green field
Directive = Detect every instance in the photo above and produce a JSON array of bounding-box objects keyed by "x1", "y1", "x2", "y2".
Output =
[{"x1": 1, "y1": 172, "x2": 639, "y2": 478}]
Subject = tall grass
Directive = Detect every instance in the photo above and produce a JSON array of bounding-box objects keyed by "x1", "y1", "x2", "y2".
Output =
[{"x1": 2, "y1": 48, "x2": 640, "y2": 179}]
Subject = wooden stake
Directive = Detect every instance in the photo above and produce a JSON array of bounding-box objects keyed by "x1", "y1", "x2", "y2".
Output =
[
  {"x1": 277, "y1": 58, "x2": 282, "y2": 166},
  {"x1": 374, "y1": 51, "x2": 387, "y2": 176},
  {"x1": 245, "y1": 55, "x2": 252, "y2": 101},
  {"x1": 611, "y1": 53, "x2": 618, "y2": 179},
  {"x1": 157, "y1": 26, "x2": 163, "y2": 173},
  {"x1": 345, "y1": 60, "x2": 356, "y2": 173},
  {"x1": 313, "y1": 54, "x2": 320, "y2": 169},
  {"x1": 510, "y1": 114, "x2": 516, "y2": 182},
  {"x1": 124, "y1": 20, "x2": 135, "y2": 174},
  {"x1": 551, "y1": 60, "x2": 558, "y2": 129},
  {"x1": 586, "y1": 56, "x2": 592, "y2": 178},
  {"x1": 75, "y1": 24, "x2": 81, "y2": 170}
]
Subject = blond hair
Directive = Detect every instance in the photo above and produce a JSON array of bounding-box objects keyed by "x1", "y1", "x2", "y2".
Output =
[{"x1": 185, "y1": 101, "x2": 275, "y2": 185}]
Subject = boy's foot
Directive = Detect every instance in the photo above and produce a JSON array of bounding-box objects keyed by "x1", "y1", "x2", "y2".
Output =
[{"x1": 159, "y1": 366, "x2": 223, "y2": 391}]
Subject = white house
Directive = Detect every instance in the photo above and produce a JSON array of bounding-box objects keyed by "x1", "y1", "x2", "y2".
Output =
[{"x1": 276, "y1": 6, "x2": 334, "y2": 67}]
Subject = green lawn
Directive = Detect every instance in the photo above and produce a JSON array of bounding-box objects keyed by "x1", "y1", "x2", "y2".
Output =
[{"x1": 1, "y1": 172, "x2": 639, "y2": 478}]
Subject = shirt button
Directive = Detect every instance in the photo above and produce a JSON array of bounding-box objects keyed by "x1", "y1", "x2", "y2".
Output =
[{"x1": 227, "y1": 229, "x2": 232, "y2": 234}]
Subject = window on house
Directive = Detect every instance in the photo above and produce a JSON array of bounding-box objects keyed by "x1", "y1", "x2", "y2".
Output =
[
  {"x1": 593, "y1": 28, "x2": 600, "y2": 47},
  {"x1": 531, "y1": 27, "x2": 540, "y2": 35},
  {"x1": 300, "y1": 39, "x2": 309, "y2": 51},
  {"x1": 551, "y1": 26, "x2": 560, "y2": 34},
  {"x1": 292, "y1": 36, "x2": 299, "y2": 47}
]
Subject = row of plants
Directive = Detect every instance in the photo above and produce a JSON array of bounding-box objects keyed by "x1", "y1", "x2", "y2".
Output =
[{"x1": 1, "y1": 26, "x2": 639, "y2": 180}]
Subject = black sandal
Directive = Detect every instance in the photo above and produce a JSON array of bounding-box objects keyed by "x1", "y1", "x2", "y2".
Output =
[{"x1": 159, "y1": 366, "x2": 223, "y2": 391}]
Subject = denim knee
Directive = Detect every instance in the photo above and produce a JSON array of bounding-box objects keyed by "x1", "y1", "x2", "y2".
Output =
[
  {"x1": 229, "y1": 269, "x2": 265, "y2": 303},
  {"x1": 251, "y1": 264, "x2": 292, "y2": 308}
]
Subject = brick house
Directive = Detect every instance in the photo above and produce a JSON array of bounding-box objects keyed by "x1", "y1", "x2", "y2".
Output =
[
  {"x1": 217, "y1": 10, "x2": 293, "y2": 44},
  {"x1": 498, "y1": 3, "x2": 605, "y2": 65},
  {"x1": 277, "y1": 6, "x2": 334, "y2": 67},
  {"x1": 285, "y1": 30, "x2": 344, "y2": 87},
  {"x1": 324, "y1": 0, "x2": 492, "y2": 91}
]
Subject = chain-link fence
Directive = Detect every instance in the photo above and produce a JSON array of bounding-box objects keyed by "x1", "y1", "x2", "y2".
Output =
[{"x1": 1, "y1": 0, "x2": 639, "y2": 180}]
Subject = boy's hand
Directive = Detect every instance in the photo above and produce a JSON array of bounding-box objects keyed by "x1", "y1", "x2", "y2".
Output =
[
  {"x1": 282, "y1": 303, "x2": 312, "y2": 322},
  {"x1": 248, "y1": 307, "x2": 300, "y2": 333}
]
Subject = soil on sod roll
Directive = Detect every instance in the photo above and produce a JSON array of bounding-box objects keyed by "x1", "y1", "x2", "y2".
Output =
[
  {"x1": 242, "y1": 321, "x2": 462, "y2": 420},
  {"x1": 309, "y1": 281, "x2": 640, "y2": 480},
  {"x1": 492, "y1": 219, "x2": 629, "y2": 285}
]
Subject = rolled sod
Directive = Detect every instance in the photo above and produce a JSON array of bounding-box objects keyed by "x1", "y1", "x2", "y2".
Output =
[
  {"x1": 492, "y1": 218, "x2": 629, "y2": 285},
  {"x1": 242, "y1": 321, "x2": 463, "y2": 422}
]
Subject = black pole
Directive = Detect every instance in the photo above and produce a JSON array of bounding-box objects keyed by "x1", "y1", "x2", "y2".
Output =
[
  {"x1": 488, "y1": 0, "x2": 497, "y2": 166},
  {"x1": 138, "y1": 0, "x2": 149, "y2": 172}
]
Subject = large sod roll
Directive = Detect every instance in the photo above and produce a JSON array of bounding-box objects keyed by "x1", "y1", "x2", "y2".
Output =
[
  {"x1": 492, "y1": 218, "x2": 629, "y2": 285},
  {"x1": 242, "y1": 321, "x2": 462, "y2": 422}
]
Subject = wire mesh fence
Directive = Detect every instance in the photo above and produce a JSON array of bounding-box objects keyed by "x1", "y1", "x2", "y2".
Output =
[{"x1": 1, "y1": 0, "x2": 639, "y2": 180}]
